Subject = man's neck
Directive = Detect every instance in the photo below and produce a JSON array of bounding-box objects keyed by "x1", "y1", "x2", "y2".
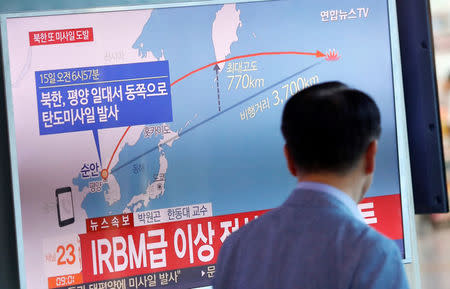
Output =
[{"x1": 297, "y1": 172, "x2": 365, "y2": 203}]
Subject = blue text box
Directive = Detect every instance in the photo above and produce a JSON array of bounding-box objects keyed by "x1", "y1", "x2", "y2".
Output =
[{"x1": 35, "y1": 61, "x2": 173, "y2": 134}]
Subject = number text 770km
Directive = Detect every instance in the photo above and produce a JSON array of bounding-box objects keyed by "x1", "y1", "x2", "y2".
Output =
[{"x1": 228, "y1": 74, "x2": 265, "y2": 90}]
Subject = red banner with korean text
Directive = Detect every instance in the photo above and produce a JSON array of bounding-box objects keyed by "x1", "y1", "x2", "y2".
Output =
[
  {"x1": 79, "y1": 209, "x2": 269, "y2": 283},
  {"x1": 86, "y1": 213, "x2": 134, "y2": 233},
  {"x1": 76, "y1": 194, "x2": 403, "y2": 285},
  {"x1": 29, "y1": 28, "x2": 94, "y2": 46}
]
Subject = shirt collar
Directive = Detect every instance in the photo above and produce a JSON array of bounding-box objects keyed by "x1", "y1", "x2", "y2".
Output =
[{"x1": 296, "y1": 181, "x2": 365, "y2": 223}]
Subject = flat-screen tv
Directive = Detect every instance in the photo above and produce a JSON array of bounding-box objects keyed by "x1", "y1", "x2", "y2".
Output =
[{"x1": 0, "y1": 0, "x2": 420, "y2": 288}]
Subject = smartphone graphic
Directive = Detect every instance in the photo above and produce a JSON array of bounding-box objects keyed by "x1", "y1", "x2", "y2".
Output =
[{"x1": 56, "y1": 187, "x2": 75, "y2": 227}]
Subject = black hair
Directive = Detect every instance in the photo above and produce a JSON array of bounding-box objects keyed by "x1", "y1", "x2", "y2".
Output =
[{"x1": 281, "y1": 81, "x2": 381, "y2": 173}]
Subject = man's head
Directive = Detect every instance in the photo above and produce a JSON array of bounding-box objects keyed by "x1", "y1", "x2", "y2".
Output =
[{"x1": 281, "y1": 81, "x2": 381, "y2": 199}]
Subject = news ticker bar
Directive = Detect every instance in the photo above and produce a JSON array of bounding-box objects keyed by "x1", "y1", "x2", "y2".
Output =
[{"x1": 52, "y1": 265, "x2": 216, "y2": 289}]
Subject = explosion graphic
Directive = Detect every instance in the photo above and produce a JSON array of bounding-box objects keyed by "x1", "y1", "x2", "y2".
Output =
[{"x1": 325, "y1": 49, "x2": 341, "y2": 61}]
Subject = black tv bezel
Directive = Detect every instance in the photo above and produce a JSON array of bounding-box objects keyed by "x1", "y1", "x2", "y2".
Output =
[{"x1": 396, "y1": 0, "x2": 449, "y2": 214}]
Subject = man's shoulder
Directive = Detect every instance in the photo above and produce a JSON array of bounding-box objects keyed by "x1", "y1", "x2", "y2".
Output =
[
  {"x1": 223, "y1": 206, "x2": 284, "y2": 243},
  {"x1": 355, "y1": 222, "x2": 402, "y2": 256},
  {"x1": 223, "y1": 199, "x2": 397, "y2": 257},
  {"x1": 223, "y1": 201, "x2": 358, "y2": 248}
]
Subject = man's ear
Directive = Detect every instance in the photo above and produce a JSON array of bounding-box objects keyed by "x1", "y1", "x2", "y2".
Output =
[
  {"x1": 284, "y1": 144, "x2": 297, "y2": 177},
  {"x1": 364, "y1": 140, "x2": 378, "y2": 174}
]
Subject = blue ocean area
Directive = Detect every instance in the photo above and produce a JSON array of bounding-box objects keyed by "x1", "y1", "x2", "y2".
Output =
[{"x1": 73, "y1": 173, "x2": 93, "y2": 192}]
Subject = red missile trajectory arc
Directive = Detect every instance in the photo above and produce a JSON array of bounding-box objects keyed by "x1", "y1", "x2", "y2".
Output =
[{"x1": 100, "y1": 50, "x2": 327, "y2": 180}]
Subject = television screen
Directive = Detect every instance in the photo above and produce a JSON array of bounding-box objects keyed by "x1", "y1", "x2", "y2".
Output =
[{"x1": 1, "y1": 0, "x2": 414, "y2": 288}]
